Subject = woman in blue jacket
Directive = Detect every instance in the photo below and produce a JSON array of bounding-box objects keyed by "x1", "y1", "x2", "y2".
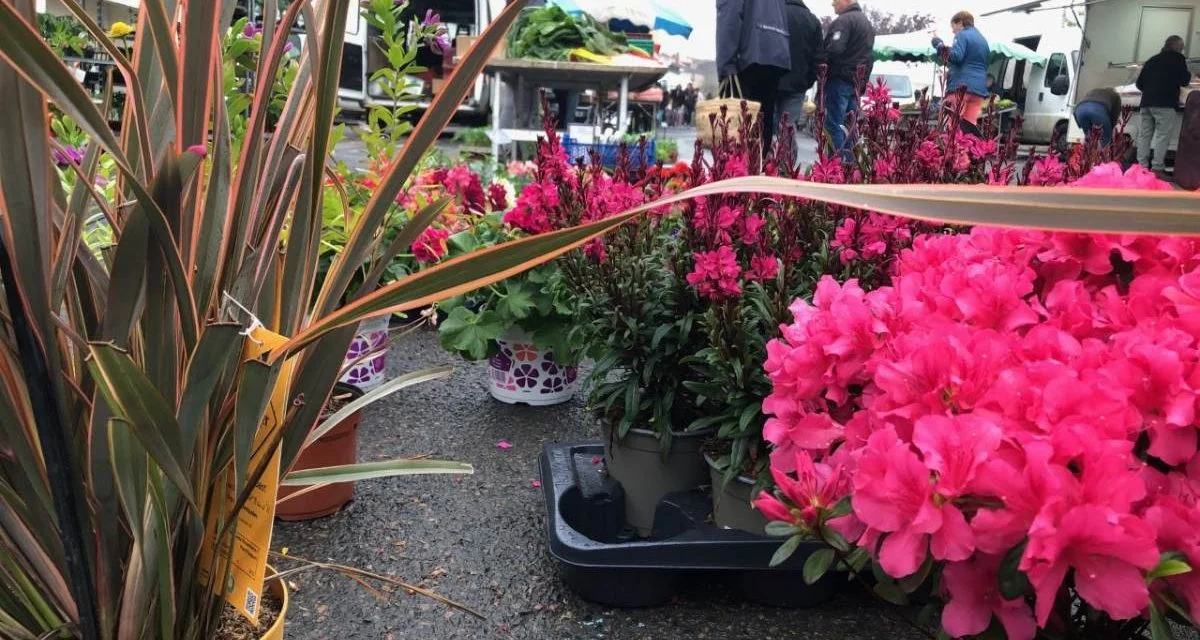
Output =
[{"x1": 932, "y1": 11, "x2": 990, "y2": 126}]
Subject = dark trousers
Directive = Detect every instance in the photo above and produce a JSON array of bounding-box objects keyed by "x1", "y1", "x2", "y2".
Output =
[{"x1": 738, "y1": 64, "x2": 783, "y2": 153}]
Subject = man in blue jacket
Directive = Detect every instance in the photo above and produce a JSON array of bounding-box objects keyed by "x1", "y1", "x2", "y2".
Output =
[
  {"x1": 776, "y1": 0, "x2": 823, "y2": 154},
  {"x1": 821, "y1": 0, "x2": 875, "y2": 160},
  {"x1": 932, "y1": 11, "x2": 990, "y2": 127},
  {"x1": 717, "y1": 0, "x2": 792, "y2": 151}
]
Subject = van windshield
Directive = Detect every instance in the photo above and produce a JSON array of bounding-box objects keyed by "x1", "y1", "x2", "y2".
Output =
[{"x1": 870, "y1": 74, "x2": 914, "y2": 100}]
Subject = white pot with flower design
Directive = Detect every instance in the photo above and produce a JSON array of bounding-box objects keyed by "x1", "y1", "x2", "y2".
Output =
[
  {"x1": 339, "y1": 315, "x2": 390, "y2": 391},
  {"x1": 487, "y1": 327, "x2": 579, "y2": 406}
]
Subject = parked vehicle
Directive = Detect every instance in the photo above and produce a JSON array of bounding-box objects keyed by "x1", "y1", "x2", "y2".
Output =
[
  {"x1": 986, "y1": 0, "x2": 1200, "y2": 159},
  {"x1": 984, "y1": 26, "x2": 1081, "y2": 146},
  {"x1": 39, "y1": 0, "x2": 501, "y2": 116}
]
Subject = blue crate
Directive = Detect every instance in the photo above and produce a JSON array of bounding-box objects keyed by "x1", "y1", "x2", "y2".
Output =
[{"x1": 562, "y1": 136, "x2": 656, "y2": 169}]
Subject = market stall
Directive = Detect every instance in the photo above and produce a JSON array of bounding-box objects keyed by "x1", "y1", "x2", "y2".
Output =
[
  {"x1": 485, "y1": 2, "x2": 675, "y2": 160},
  {"x1": 487, "y1": 57, "x2": 666, "y2": 159}
]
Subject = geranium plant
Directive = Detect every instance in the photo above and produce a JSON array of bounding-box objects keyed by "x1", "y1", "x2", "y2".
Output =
[{"x1": 437, "y1": 206, "x2": 585, "y2": 363}]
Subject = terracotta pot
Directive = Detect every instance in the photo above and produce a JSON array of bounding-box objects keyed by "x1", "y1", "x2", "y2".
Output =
[
  {"x1": 276, "y1": 386, "x2": 362, "y2": 521},
  {"x1": 488, "y1": 327, "x2": 579, "y2": 406},
  {"x1": 601, "y1": 423, "x2": 709, "y2": 537},
  {"x1": 706, "y1": 454, "x2": 768, "y2": 535},
  {"x1": 259, "y1": 568, "x2": 289, "y2": 640}
]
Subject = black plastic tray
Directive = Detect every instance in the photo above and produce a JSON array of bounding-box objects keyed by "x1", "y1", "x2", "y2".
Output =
[{"x1": 540, "y1": 442, "x2": 842, "y2": 608}]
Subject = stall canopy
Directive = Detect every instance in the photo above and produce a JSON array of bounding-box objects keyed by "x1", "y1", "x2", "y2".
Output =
[
  {"x1": 547, "y1": 0, "x2": 693, "y2": 38},
  {"x1": 874, "y1": 32, "x2": 1047, "y2": 65}
]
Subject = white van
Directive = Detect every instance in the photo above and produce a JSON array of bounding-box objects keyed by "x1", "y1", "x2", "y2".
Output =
[
  {"x1": 986, "y1": 0, "x2": 1200, "y2": 156},
  {"x1": 985, "y1": 27, "x2": 1082, "y2": 146}
]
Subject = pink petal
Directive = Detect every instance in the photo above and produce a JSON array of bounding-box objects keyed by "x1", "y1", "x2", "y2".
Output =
[
  {"x1": 995, "y1": 600, "x2": 1038, "y2": 640},
  {"x1": 592, "y1": 455, "x2": 601, "y2": 465},
  {"x1": 1073, "y1": 555, "x2": 1151, "y2": 621},
  {"x1": 531, "y1": 479, "x2": 542, "y2": 488},
  {"x1": 878, "y1": 528, "x2": 929, "y2": 579},
  {"x1": 496, "y1": 440, "x2": 513, "y2": 450},
  {"x1": 931, "y1": 505, "x2": 975, "y2": 562}
]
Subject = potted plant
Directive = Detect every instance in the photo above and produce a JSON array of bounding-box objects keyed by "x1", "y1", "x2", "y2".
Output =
[
  {"x1": 436, "y1": 211, "x2": 584, "y2": 406},
  {"x1": 0, "y1": 0, "x2": 640, "y2": 636},
  {"x1": 755, "y1": 164, "x2": 1200, "y2": 640},
  {"x1": 504, "y1": 121, "x2": 716, "y2": 535}
]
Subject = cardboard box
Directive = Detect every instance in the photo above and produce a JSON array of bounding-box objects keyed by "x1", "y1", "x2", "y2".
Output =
[{"x1": 454, "y1": 35, "x2": 506, "y2": 64}]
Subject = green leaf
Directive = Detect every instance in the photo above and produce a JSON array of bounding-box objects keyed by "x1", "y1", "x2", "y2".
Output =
[
  {"x1": 821, "y1": 525, "x2": 852, "y2": 553},
  {"x1": 1150, "y1": 603, "x2": 1175, "y2": 640},
  {"x1": 803, "y1": 548, "x2": 835, "y2": 585},
  {"x1": 1149, "y1": 558, "x2": 1193, "y2": 581},
  {"x1": 873, "y1": 580, "x2": 909, "y2": 606},
  {"x1": 497, "y1": 281, "x2": 536, "y2": 321},
  {"x1": 438, "y1": 307, "x2": 506, "y2": 361},
  {"x1": 306, "y1": 366, "x2": 453, "y2": 445},
  {"x1": 282, "y1": 459, "x2": 474, "y2": 485},
  {"x1": 998, "y1": 541, "x2": 1032, "y2": 600},
  {"x1": 899, "y1": 555, "x2": 933, "y2": 593},
  {"x1": 827, "y1": 496, "x2": 852, "y2": 519},
  {"x1": 764, "y1": 521, "x2": 799, "y2": 538},
  {"x1": 769, "y1": 534, "x2": 803, "y2": 568},
  {"x1": 86, "y1": 344, "x2": 194, "y2": 505},
  {"x1": 842, "y1": 547, "x2": 871, "y2": 573}
]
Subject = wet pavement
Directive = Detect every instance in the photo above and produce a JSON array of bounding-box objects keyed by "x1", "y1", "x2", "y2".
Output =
[{"x1": 273, "y1": 329, "x2": 928, "y2": 640}]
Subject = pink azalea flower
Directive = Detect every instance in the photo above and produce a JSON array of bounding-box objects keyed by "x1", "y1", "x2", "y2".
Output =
[
  {"x1": 754, "y1": 449, "x2": 850, "y2": 531},
  {"x1": 1021, "y1": 503, "x2": 1159, "y2": 625},
  {"x1": 942, "y1": 554, "x2": 1037, "y2": 640}
]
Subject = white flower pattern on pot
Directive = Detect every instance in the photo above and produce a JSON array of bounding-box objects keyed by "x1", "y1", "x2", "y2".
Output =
[{"x1": 488, "y1": 328, "x2": 578, "y2": 406}]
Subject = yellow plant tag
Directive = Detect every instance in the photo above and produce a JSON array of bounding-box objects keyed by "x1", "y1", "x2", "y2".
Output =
[{"x1": 198, "y1": 324, "x2": 294, "y2": 625}]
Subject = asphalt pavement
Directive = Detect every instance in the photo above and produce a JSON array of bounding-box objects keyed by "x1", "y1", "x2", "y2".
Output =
[{"x1": 273, "y1": 329, "x2": 928, "y2": 640}]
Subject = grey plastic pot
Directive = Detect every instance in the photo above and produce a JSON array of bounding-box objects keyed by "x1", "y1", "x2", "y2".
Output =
[
  {"x1": 706, "y1": 455, "x2": 769, "y2": 536},
  {"x1": 601, "y1": 424, "x2": 709, "y2": 537}
]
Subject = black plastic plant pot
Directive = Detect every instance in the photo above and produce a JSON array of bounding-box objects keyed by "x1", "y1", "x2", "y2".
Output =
[{"x1": 541, "y1": 442, "x2": 844, "y2": 608}]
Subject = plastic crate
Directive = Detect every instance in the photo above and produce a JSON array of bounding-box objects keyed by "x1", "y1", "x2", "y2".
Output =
[{"x1": 562, "y1": 136, "x2": 656, "y2": 169}]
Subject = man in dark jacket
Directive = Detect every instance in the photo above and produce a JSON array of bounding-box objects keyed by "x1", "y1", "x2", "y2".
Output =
[
  {"x1": 821, "y1": 0, "x2": 875, "y2": 160},
  {"x1": 1074, "y1": 87, "x2": 1122, "y2": 146},
  {"x1": 776, "y1": 0, "x2": 823, "y2": 150},
  {"x1": 1136, "y1": 35, "x2": 1195, "y2": 173},
  {"x1": 717, "y1": 0, "x2": 791, "y2": 151}
]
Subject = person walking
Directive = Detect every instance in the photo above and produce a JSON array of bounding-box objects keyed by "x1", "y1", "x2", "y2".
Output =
[
  {"x1": 821, "y1": 0, "x2": 875, "y2": 160},
  {"x1": 776, "y1": 0, "x2": 823, "y2": 145},
  {"x1": 1074, "y1": 87, "x2": 1122, "y2": 146},
  {"x1": 1136, "y1": 35, "x2": 1194, "y2": 175},
  {"x1": 717, "y1": 0, "x2": 791, "y2": 151},
  {"x1": 932, "y1": 11, "x2": 990, "y2": 128},
  {"x1": 683, "y1": 83, "x2": 698, "y2": 125}
]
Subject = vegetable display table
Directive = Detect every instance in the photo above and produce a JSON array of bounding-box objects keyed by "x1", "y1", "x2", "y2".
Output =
[{"x1": 485, "y1": 58, "x2": 667, "y2": 160}]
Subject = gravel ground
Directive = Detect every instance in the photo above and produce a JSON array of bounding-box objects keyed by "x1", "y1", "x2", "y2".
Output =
[{"x1": 273, "y1": 329, "x2": 928, "y2": 640}]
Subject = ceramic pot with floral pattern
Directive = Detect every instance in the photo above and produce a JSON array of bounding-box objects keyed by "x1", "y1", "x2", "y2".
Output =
[
  {"x1": 487, "y1": 327, "x2": 578, "y2": 406},
  {"x1": 340, "y1": 316, "x2": 389, "y2": 391}
]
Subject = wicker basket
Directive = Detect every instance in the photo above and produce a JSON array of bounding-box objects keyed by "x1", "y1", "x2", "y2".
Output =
[{"x1": 694, "y1": 77, "x2": 760, "y2": 147}]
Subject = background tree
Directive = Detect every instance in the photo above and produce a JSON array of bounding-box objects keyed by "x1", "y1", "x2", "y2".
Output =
[{"x1": 821, "y1": 6, "x2": 936, "y2": 35}]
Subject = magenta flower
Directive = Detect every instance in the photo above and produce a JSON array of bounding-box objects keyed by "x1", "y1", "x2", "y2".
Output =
[
  {"x1": 685, "y1": 246, "x2": 742, "y2": 300},
  {"x1": 754, "y1": 449, "x2": 850, "y2": 532},
  {"x1": 242, "y1": 22, "x2": 262, "y2": 38},
  {"x1": 1022, "y1": 504, "x2": 1159, "y2": 624},
  {"x1": 410, "y1": 226, "x2": 450, "y2": 264},
  {"x1": 942, "y1": 554, "x2": 1037, "y2": 640},
  {"x1": 422, "y1": 9, "x2": 441, "y2": 26}
]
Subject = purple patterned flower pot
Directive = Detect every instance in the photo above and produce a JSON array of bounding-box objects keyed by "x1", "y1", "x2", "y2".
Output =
[
  {"x1": 340, "y1": 316, "x2": 390, "y2": 391},
  {"x1": 488, "y1": 327, "x2": 578, "y2": 406}
]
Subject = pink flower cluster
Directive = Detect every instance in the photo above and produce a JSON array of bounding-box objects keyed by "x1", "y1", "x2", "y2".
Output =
[
  {"x1": 411, "y1": 226, "x2": 450, "y2": 264},
  {"x1": 759, "y1": 165, "x2": 1200, "y2": 638}
]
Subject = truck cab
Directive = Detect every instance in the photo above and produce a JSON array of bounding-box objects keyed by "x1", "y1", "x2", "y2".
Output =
[{"x1": 986, "y1": 27, "x2": 1081, "y2": 145}]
